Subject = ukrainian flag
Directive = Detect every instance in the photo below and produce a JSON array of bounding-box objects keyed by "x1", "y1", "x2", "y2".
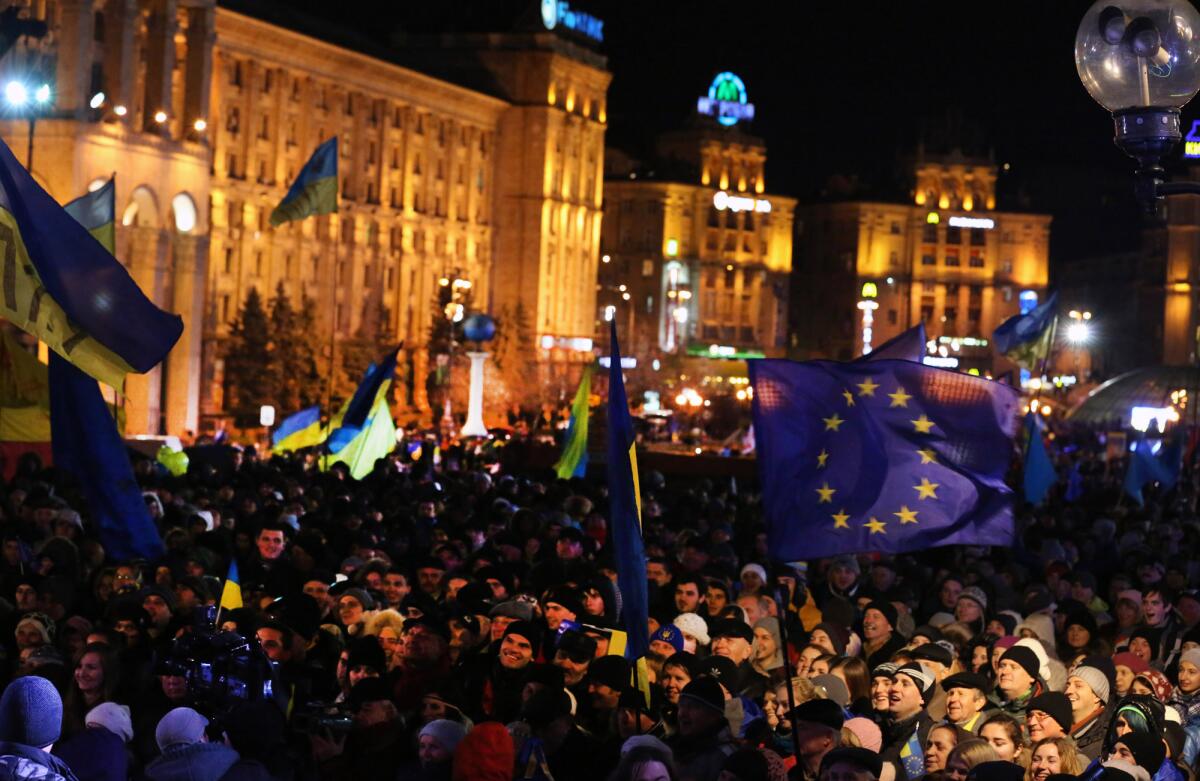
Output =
[
  {"x1": 272, "y1": 405, "x2": 325, "y2": 452},
  {"x1": 993, "y1": 292, "x2": 1057, "y2": 372},
  {"x1": 64, "y1": 176, "x2": 116, "y2": 253},
  {"x1": 554, "y1": 365, "x2": 592, "y2": 479},
  {"x1": 220, "y1": 559, "x2": 243, "y2": 612},
  {"x1": 0, "y1": 142, "x2": 181, "y2": 388},
  {"x1": 320, "y1": 348, "x2": 399, "y2": 479},
  {"x1": 605, "y1": 321, "x2": 651, "y2": 704},
  {"x1": 270, "y1": 137, "x2": 338, "y2": 226}
]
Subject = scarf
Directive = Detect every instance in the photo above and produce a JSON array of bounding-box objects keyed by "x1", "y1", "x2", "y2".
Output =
[{"x1": 1169, "y1": 688, "x2": 1200, "y2": 725}]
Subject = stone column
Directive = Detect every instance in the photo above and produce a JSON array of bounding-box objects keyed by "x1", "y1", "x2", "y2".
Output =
[
  {"x1": 141, "y1": 0, "x2": 177, "y2": 134},
  {"x1": 165, "y1": 232, "x2": 207, "y2": 435},
  {"x1": 102, "y1": 0, "x2": 137, "y2": 122},
  {"x1": 54, "y1": 0, "x2": 94, "y2": 117},
  {"x1": 123, "y1": 226, "x2": 171, "y2": 433},
  {"x1": 182, "y1": 4, "x2": 215, "y2": 137}
]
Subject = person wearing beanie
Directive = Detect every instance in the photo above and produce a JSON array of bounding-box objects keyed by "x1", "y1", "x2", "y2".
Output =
[
  {"x1": 585, "y1": 655, "x2": 630, "y2": 739},
  {"x1": 1167, "y1": 648, "x2": 1200, "y2": 766},
  {"x1": 956, "y1": 587, "x2": 989, "y2": 631},
  {"x1": 452, "y1": 722, "x2": 514, "y2": 781},
  {"x1": 1110, "y1": 731, "x2": 1167, "y2": 776},
  {"x1": 822, "y1": 746, "x2": 884, "y2": 781},
  {"x1": 541, "y1": 586, "x2": 582, "y2": 632},
  {"x1": 992, "y1": 645, "x2": 1044, "y2": 718},
  {"x1": 862, "y1": 601, "x2": 908, "y2": 671},
  {"x1": 942, "y1": 672, "x2": 996, "y2": 734},
  {"x1": 1113, "y1": 653, "x2": 1151, "y2": 699},
  {"x1": 709, "y1": 619, "x2": 770, "y2": 700},
  {"x1": 668, "y1": 612, "x2": 708, "y2": 653},
  {"x1": 0, "y1": 676, "x2": 78, "y2": 781},
  {"x1": 844, "y1": 716, "x2": 883, "y2": 752},
  {"x1": 669, "y1": 677, "x2": 737, "y2": 781},
  {"x1": 810, "y1": 622, "x2": 850, "y2": 656},
  {"x1": 461, "y1": 618, "x2": 541, "y2": 724},
  {"x1": 1026, "y1": 692, "x2": 1074, "y2": 742},
  {"x1": 145, "y1": 707, "x2": 250, "y2": 781},
  {"x1": 1068, "y1": 666, "x2": 1112, "y2": 760},
  {"x1": 818, "y1": 555, "x2": 862, "y2": 607},
  {"x1": 881, "y1": 664, "x2": 936, "y2": 781},
  {"x1": 418, "y1": 719, "x2": 467, "y2": 778},
  {"x1": 649, "y1": 624, "x2": 685, "y2": 661},
  {"x1": 53, "y1": 702, "x2": 133, "y2": 781}
]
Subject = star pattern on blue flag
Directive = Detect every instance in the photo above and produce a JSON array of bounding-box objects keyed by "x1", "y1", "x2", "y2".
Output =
[{"x1": 750, "y1": 358, "x2": 1020, "y2": 558}]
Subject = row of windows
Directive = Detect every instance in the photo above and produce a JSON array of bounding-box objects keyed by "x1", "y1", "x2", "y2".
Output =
[
  {"x1": 921, "y1": 225, "x2": 989, "y2": 245},
  {"x1": 920, "y1": 251, "x2": 986, "y2": 268}
]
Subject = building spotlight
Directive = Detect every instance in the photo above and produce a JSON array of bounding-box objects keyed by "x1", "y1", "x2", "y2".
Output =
[
  {"x1": 153, "y1": 110, "x2": 168, "y2": 124},
  {"x1": 193, "y1": 118, "x2": 207, "y2": 132},
  {"x1": 113, "y1": 104, "x2": 127, "y2": 116},
  {"x1": 89, "y1": 92, "x2": 105, "y2": 109},
  {"x1": 33, "y1": 84, "x2": 50, "y2": 104}
]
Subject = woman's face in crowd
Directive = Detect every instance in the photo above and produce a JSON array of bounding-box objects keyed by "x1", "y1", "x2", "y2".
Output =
[
  {"x1": 1030, "y1": 743, "x2": 1062, "y2": 781},
  {"x1": 809, "y1": 629, "x2": 836, "y2": 655},
  {"x1": 338, "y1": 596, "x2": 364, "y2": 626},
  {"x1": 941, "y1": 579, "x2": 963, "y2": 610},
  {"x1": 971, "y1": 645, "x2": 989, "y2": 673},
  {"x1": 796, "y1": 646, "x2": 822, "y2": 677},
  {"x1": 661, "y1": 664, "x2": 691, "y2": 704},
  {"x1": 753, "y1": 627, "x2": 777, "y2": 661},
  {"x1": 944, "y1": 755, "x2": 971, "y2": 781},
  {"x1": 420, "y1": 696, "x2": 448, "y2": 724},
  {"x1": 1129, "y1": 636, "x2": 1153, "y2": 662},
  {"x1": 1113, "y1": 715, "x2": 1133, "y2": 737},
  {"x1": 955, "y1": 598, "x2": 982, "y2": 624},
  {"x1": 1179, "y1": 660, "x2": 1200, "y2": 694},
  {"x1": 14, "y1": 625, "x2": 42, "y2": 650},
  {"x1": 582, "y1": 588, "x2": 605, "y2": 616},
  {"x1": 74, "y1": 651, "x2": 104, "y2": 694},
  {"x1": 985, "y1": 619, "x2": 1006, "y2": 637},
  {"x1": 1067, "y1": 625, "x2": 1090, "y2": 649},
  {"x1": 980, "y1": 723, "x2": 1018, "y2": 762},
  {"x1": 1115, "y1": 665, "x2": 1135, "y2": 695},
  {"x1": 1130, "y1": 678, "x2": 1155, "y2": 697},
  {"x1": 418, "y1": 735, "x2": 450, "y2": 767},
  {"x1": 808, "y1": 658, "x2": 830, "y2": 679},
  {"x1": 924, "y1": 726, "x2": 957, "y2": 773},
  {"x1": 871, "y1": 675, "x2": 892, "y2": 711}
]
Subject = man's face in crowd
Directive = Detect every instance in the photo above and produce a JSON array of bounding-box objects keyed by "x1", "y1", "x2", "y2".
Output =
[
  {"x1": 829, "y1": 564, "x2": 857, "y2": 592},
  {"x1": 588, "y1": 679, "x2": 621, "y2": 711},
  {"x1": 543, "y1": 601, "x2": 575, "y2": 631},
  {"x1": 646, "y1": 561, "x2": 671, "y2": 587},
  {"x1": 675, "y1": 582, "x2": 703, "y2": 613},
  {"x1": 940, "y1": 579, "x2": 963, "y2": 610},
  {"x1": 996, "y1": 659, "x2": 1034, "y2": 699},
  {"x1": 1027, "y1": 708, "x2": 1064, "y2": 741},
  {"x1": 888, "y1": 674, "x2": 923, "y2": 718},
  {"x1": 945, "y1": 686, "x2": 985, "y2": 724},
  {"x1": 417, "y1": 567, "x2": 444, "y2": 595},
  {"x1": 499, "y1": 633, "x2": 534, "y2": 670},
  {"x1": 257, "y1": 529, "x2": 286, "y2": 561},
  {"x1": 143, "y1": 595, "x2": 172, "y2": 627},
  {"x1": 862, "y1": 608, "x2": 891, "y2": 642},
  {"x1": 338, "y1": 596, "x2": 364, "y2": 627},
  {"x1": 737, "y1": 595, "x2": 764, "y2": 625},
  {"x1": 556, "y1": 536, "x2": 582, "y2": 560},
  {"x1": 13, "y1": 583, "x2": 37, "y2": 611},
  {"x1": 161, "y1": 674, "x2": 188, "y2": 700},
  {"x1": 1178, "y1": 595, "x2": 1200, "y2": 628},
  {"x1": 1143, "y1": 591, "x2": 1171, "y2": 626},
  {"x1": 303, "y1": 579, "x2": 332, "y2": 615},
  {"x1": 1066, "y1": 676, "x2": 1101, "y2": 716},
  {"x1": 257, "y1": 627, "x2": 290, "y2": 662},
  {"x1": 553, "y1": 650, "x2": 589, "y2": 686},
  {"x1": 114, "y1": 619, "x2": 140, "y2": 644},
  {"x1": 676, "y1": 697, "x2": 722, "y2": 738},
  {"x1": 382, "y1": 573, "x2": 409, "y2": 607},
  {"x1": 712, "y1": 634, "x2": 753, "y2": 664},
  {"x1": 706, "y1": 585, "x2": 728, "y2": 615},
  {"x1": 491, "y1": 614, "x2": 517, "y2": 642}
]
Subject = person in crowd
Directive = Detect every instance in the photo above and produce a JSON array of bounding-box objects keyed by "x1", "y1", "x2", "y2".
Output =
[
  {"x1": 1067, "y1": 663, "x2": 1113, "y2": 761},
  {"x1": 789, "y1": 697, "x2": 845, "y2": 781},
  {"x1": 926, "y1": 723, "x2": 968, "y2": 775},
  {"x1": 0, "y1": 676, "x2": 79, "y2": 781},
  {"x1": 861, "y1": 602, "x2": 907, "y2": 670},
  {"x1": 943, "y1": 672, "x2": 996, "y2": 734},
  {"x1": 668, "y1": 677, "x2": 737, "y2": 781},
  {"x1": 944, "y1": 739, "x2": 1001, "y2": 781},
  {"x1": 880, "y1": 663, "x2": 935, "y2": 781},
  {"x1": 1026, "y1": 736, "x2": 1086, "y2": 781},
  {"x1": 978, "y1": 714, "x2": 1027, "y2": 764}
]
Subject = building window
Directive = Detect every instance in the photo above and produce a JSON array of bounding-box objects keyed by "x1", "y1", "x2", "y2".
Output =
[
  {"x1": 231, "y1": 62, "x2": 243, "y2": 87},
  {"x1": 946, "y1": 226, "x2": 962, "y2": 244},
  {"x1": 223, "y1": 247, "x2": 232, "y2": 272},
  {"x1": 944, "y1": 250, "x2": 960, "y2": 267},
  {"x1": 971, "y1": 228, "x2": 986, "y2": 246},
  {"x1": 890, "y1": 221, "x2": 901, "y2": 234},
  {"x1": 226, "y1": 107, "x2": 239, "y2": 133},
  {"x1": 969, "y1": 285, "x2": 982, "y2": 300},
  {"x1": 968, "y1": 307, "x2": 981, "y2": 324},
  {"x1": 254, "y1": 252, "x2": 263, "y2": 276},
  {"x1": 258, "y1": 115, "x2": 269, "y2": 140},
  {"x1": 889, "y1": 250, "x2": 899, "y2": 267},
  {"x1": 1001, "y1": 260, "x2": 1013, "y2": 273},
  {"x1": 944, "y1": 307, "x2": 957, "y2": 324},
  {"x1": 921, "y1": 304, "x2": 934, "y2": 322},
  {"x1": 220, "y1": 294, "x2": 230, "y2": 322},
  {"x1": 888, "y1": 308, "x2": 897, "y2": 324},
  {"x1": 1002, "y1": 286, "x2": 1013, "y2": 302},
  {"x1": 923, "y1": 224, "x2": 937, "y2": 243},
  {"x1": 946, "y1": 283, "x2": 960, "y2": 296},
  {"x1": 921, "y1": 254, "x2": 935, "y2": 266},
  {"x1": 969, "y1": 251, "x2": 984, "y2": 268},
  {"x1": 263, "y1": 70, "x2": 273, "y2": 94},
  {"x1": 642, "y1": 259, "x2": 654, "y2": 276}
]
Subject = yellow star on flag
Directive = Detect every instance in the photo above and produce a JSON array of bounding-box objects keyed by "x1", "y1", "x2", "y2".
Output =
[
  {"x1": 864, "y1": 517, "x2": 887, "y2": 534},
  {"x1": 842, "y1": 389, "x2": 856, "y2": 407},
  {"x1": 817, "y1": 449, "x2": 829, "y2": 468},
  {"x1": 823, "y1": 414, "x2": 844, "y2": 432},
  {"x1": 917, "y1": 448, "x2": 937, "y2": 464},
  {"x1": 914, "y1": 477, "x2": 940, "y2": 500},
  {"x1": 894, "y1": 506, "x2": 919, "y2": 524},
  {"x1": 888, "y1": 387, "x2": 912, "y2": 408},
  {"x1": 911, "y1": 414, "x2": 935, "y2": 434},
  {"x1": 856, "y1": 378, "x2": 879, "y2": 397},
  {"x1": 831, "y1": 509, "x2": 850, "y2": 529},
  {"x1": 816, "y1": 482, "x2": 836, "y2": 503}
]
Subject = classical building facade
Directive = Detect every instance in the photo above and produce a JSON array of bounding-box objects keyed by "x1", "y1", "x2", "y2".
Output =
[
  {"x1": 0, "y1": 0, "x2": 610, "y2": 435},
  {"x1": 792, "y1": 152, "x2": 1051, "y2": 374}
]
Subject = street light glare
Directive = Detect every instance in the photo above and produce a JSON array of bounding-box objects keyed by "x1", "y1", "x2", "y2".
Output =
[
  {"x1": 5, "y1": 81, "x2": 27, "y2": 107},
  {"x1": 34, "y1": 84, "x2": 50, "y2": 104},
  {"x1": 193, "y1": 118, "x2": 207, "y2": 132},
  {"x1": 113, "y1": 104, "x2": 127, "y2": 116},
  {"x1": 89, "y1": 91, "x2": 105, "y2": 109},
  {"x1": 153, "y1": 110, "x2": 168, "y2": 124},
  {"x1": 1067, "y1": 322, "x2": 1090, "y2": 343}
]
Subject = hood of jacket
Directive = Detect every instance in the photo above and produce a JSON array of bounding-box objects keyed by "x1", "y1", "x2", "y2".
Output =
[{"x1": 145, "y1": 742, "x2": 240, "y2": 781}]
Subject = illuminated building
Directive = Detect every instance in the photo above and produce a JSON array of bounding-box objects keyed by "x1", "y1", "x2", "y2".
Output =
[
  {"x1": 599, "y1": 74, "x2": 795, "y2": 392},
  {"x1": 792, "y1": 150, "x2": 1051, "y2": 373},
  {"x1": 0, "y1": 1, "x2": 608, "y2": 434}
]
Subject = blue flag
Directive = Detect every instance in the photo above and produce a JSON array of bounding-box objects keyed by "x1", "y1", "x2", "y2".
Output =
[
  {"x1": 1065, "y1": 461, "x2": 1084, "y2": 503},
  {"x1": 1022, "y1": 413, "x2": 1057, "y2": 505},
  {"x1": 749, "y1": 358, "x2": 1020, "y2": 558},
  {"x1": 605, "y1": 321, "x2": 650, "y2": 662},
  {"x1": 0, "y1": 143, "x2": 181, "y2": 388},
  {"x1": 857, "y1": 323, "x2": 927, "y2": 363},
  {"x1": 1124, "y1": 436, "x2": 1182, "y2": 506},
  {"x1": 49, "y1": 354, "x2": 163, "y2": 561}
]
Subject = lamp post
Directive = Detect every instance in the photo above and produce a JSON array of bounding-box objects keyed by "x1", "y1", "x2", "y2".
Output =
[
  {"x1": 1075, "y1": 0, "x2": 1200, "y2": 213},
  {"x1": 1066, "y1": 309, "x2": 1094, "y2": 379},
  {"x1": 4, "y1": 79, "x2": 51, "y2": 171}
]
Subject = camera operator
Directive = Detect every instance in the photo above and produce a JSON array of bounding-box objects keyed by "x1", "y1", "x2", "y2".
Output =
[{"x1": 311, "y1": 677, "x2": 405, "y2": 780}]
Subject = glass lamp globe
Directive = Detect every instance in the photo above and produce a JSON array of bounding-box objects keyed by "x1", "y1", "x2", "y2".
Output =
[{"x1": 1076, "y1": 0, "x2": 1200, "y2": 112}]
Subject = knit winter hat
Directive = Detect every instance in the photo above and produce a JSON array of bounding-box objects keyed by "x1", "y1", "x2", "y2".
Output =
[
  {"x1": 86, "y1": 702, "x2": 133, "y2": 743},
  {"x1": 1070, "y1": 666, "x2": 1111, "y2": 704},
  {"x1": 14, "y1": 616, "x2": 52, "y2": 646},
  {"x1": 155, "y1": 707, "x2": 208, "y2": 750},
  {"x1": 1133, "y1": 669, "x2": 1174, "y2": 703},
  {"x1": 864, "y1": 601, "x2": 898, "y2": 630},
  {"x1": 1112, "y1": 652, "x2": 1150, "y2": 675},
  {"x1": 1027, "y1": 692, "x2": 1073, "y2": 733},
  {"x1": 346, "y1": 636, "x2": 387, "y2": 673},
  {"x1": 1181, "y1": 648, "x2": 1200, "y2": 671},
  {"x1": 811, "y1": 674, "x2": 851, "y2": 707},
  {"x1": 650, "y1": 625, "x2": 684, "y2": 654},
  {"x1": 813, "y1": 622, "x2": 850, "y2": 654},
  {"x1": 589, "y1": 655, "x2": 631, "y2": 691},
  {"x1": 894, "y1": 663, "x2": 935, "y2": 703},
  {"x1": 679, "y1": 677, "x2": 726, "y2": 715},
  {"x1": 843, "y1": 717, "x2": 882, "y2": 752},
  {"x1": 999, "y1": 645, "x2": 1041, "y2": 681},
  {"x1": 960, "y1": 587, "x2": 988, "y2": 613},
  {"x1": 0, "y1": 675, "x2": 62, "y2": 748},
  {"x1": 1116, "y1": 731, "x2": 1167, "y2": 773},
  {"x1": 620, "y1": 734, "x2": 671, "y2": 757},
  {"x1": 740, "y1": 563, "x2": 768, "y2": 584},
  {"x1": 502, "y1": 620, "x2": 543, "y2": 659},
  {"x1": 1014, "y1": 637, "x2": 1052, "y2": 681},
  {"x1": 420, "y1": 719, "x2": 467, "y2": 754},
  {"x1": 673, "y1": 612, "x2": 710, "y2": 646},
  {"x1": 338, "y1": 587, "x2": 374, "y2": 611},
  {"x1": 830, "y1": 555, "x2": 860, "y2": 575}
]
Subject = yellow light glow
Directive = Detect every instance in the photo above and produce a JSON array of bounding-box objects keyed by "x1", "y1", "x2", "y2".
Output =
[
  {"x1": 547, "y1": 83, "x2": 556, "y2": 105},
  {"x1": 565, "y1": 88, "x2": 575, "y2": 112},
  {"x1": 719, "y1": 171, "x2": 729, "y2": 190},
  {"x1": 963, "y1": 195, "x2": 974, "y2": 211},
  {"x1": 926, "y1": 212, "x2": 940, "y2": 224},
  {"x1": 755, "y1": 178, "x2": 765, "y2": 194},
  {"x1": 1173, "y1": 282, "x2": 1192, "y2": 292},
  {"x1": 153, "y1": 110, "x2": 168, "y2": 124},
  {"x1": 438, "y1": 277, "x2": 450, "y2": 287},
  {"x1": 737, "y1": 177, "x2": 746, "y2": 192},
  {"x1": 1040, "y1": 404, "x2": 1051, "y2": 416},
  {"x1": 915, "y1": 191, "x2": 926, "y2": 205},
  {"x1": 701, "y1": 169, "x2": 710, "y2": 185},
  {"x1": 193, "y1": 118, "x2": 207, "y2": 132},
  {"x1": 666, "y1": 238, "x2": 679, "y2": 257},
  {"x1": 938, "y1": 194, "x2": 950, "y2": 209},
  {"x1": 113, "y1": 104, "x2": 127, "y2": 116},
  {"x1": 861, "y1": 282, "x2": 878, "y2": 299}
]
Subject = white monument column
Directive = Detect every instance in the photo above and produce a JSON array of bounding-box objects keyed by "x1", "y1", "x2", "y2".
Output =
[{"x1": 461, "y1": 351, "x2": 489, "y2": 437}]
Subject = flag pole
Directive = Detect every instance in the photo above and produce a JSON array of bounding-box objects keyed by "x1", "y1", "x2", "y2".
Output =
[
  {"x1": 771, "y1": 573, "x2": 803, "y2": 757},
  {"x1": 322, "y1": 224, "x2": 340, "y2": 457}
]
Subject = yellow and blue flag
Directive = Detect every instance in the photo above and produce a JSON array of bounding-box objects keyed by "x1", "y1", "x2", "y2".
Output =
[
  {"x1": 554, "y1": 365, "x2": 592, "y2": 479},
  {"x1": 993, "y1": 292, "x2": 1057, "y2": 371},
  {"x1": 321, "y1": 348, "x2": 399, "y2": 479},
  {"x1": 605, "y1": 321, "x2": 650, "y2": 667},
  {"x1": 220, "y1": 559, "x2": 243, "y2": 611},
  {"x1": 1022, "y1": 413, "x2": 1057, "y2": 506},
  {"x1": 63, "y1": 176, "x2": 116, "y2": 252},
  {"x1": 270, "y1": 137, "x2": 338, "y2": 226},
  {"x1": 272, "y1": 405, "x2": 324, "y2": 452},
  {"x1": 0, "y1": 143, "x2": 181, "y2": 389},
  {"x1": 749, "y1": 358, "x2": 1020, "y2": 558}
]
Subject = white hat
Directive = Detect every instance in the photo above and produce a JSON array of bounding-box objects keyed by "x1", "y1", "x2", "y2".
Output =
[
  {"x1": 86, "y1": 702, "x2": 133, "y2": 743},
  {"x1": 155, "y1": 707, "x2": 209, "y2": 750},
  {"x1": 740, "y1": 563, "x2": 768, "y2": 584},
  {"x1": 1014, "y1": 637, "x2": 1051, "y2": 683},
  {"x1": 673, "y1": 612, "x2": 710, "y2": 646}
]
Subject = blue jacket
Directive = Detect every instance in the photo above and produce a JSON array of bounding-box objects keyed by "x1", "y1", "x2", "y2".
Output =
[
  {"x1": 52, "y1": 727, "x2": 126, "y2": 781},
  {"x1": 0, "y1": 742, "x2": 80, "y2": 781},
  {"x1": 145, "y1": 743, "x2": 241, "y2": 781}
]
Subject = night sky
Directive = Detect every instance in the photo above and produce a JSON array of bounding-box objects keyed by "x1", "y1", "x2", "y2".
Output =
[{"x1": 268, "y1": 0, "x2": 1172, "y2": 269}]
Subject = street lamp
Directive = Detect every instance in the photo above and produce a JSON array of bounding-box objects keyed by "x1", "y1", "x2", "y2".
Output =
[
  {"x1": 3, "y1": 78, "x2": 52, "y2": 171},
  {"x1": 1076, "y1": 0, "x2": 1200, "y2": 212}
]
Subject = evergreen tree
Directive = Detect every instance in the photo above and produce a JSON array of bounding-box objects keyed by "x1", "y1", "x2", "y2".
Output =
[
  {"x1": 269, "y1": 283, "x2": 326, "y2": 413},
  {"x1": 490, "y1": 301, "x2": 537, "y2": 409},
  {"x1": 223, "y1": 287, "x2": 276, "y2": 427},
  {"x1": 293, "y1": 294, "x2": 326, "y2": 409}
]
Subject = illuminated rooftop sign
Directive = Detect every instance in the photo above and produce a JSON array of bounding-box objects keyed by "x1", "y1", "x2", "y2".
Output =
[
  {"x1": 1187, "y1": 120, "x2": 1200, "y2": 159},
  {"x1": 687, "y1": 344, "x2": 766, "y2": 360},
  {"x1": 541, "y1": 0, "x2": 604, "y2": 42},
  {"x1": 696, "y1": 72, "x2": 755, "y2": 127},
  {"x1": 947, "y1": 216, "x2": 995, "y2": 230},
  {"x1": 713, "y1": 191, "x2": 771, "y2": 213}
]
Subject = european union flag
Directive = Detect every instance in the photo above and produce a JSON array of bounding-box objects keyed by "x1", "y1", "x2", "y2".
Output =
[
  {"x1": 857, "y1": 323, "x2": 926, "y2": 363},
  {"x1": 993, "y1": 292, "x2": 1057, "y2": 371},
  {"x1": 750, "y1": 358, "x2": 1020, "y2": 558},
  {"x1": 272, "y1": 405, "x2": 324, "y2": 452},
  {"x1": 270, "y1": 137, "x2": 338, "y2": 226},
  {"x1": 0, "y1": 141, "x2": 181, "y2": 388},
  {"x1": 606, "y1": 322, "x2": 649, "y2": 662}
]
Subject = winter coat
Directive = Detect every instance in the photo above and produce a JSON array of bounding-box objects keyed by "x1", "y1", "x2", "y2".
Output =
[
  {"x1": 0, "y1": 742, "x2": 80, "y2": 781},
  {"x1": 670, "y1": 723, "x2": 737, "y2": 781},
  {"x1": 52, "y1": 727, "x2": 127, "y2": 781},
  {"x1": 1071, "y1": 706, "x2": 1110, "y2": 762},
  {"x1": 145, "y1": 742, "x2": 246, "y2": 781}
]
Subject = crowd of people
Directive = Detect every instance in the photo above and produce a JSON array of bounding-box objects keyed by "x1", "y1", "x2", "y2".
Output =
[{"x1": 0, "y1": 435, "x2": 1195, "y2": 781}]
